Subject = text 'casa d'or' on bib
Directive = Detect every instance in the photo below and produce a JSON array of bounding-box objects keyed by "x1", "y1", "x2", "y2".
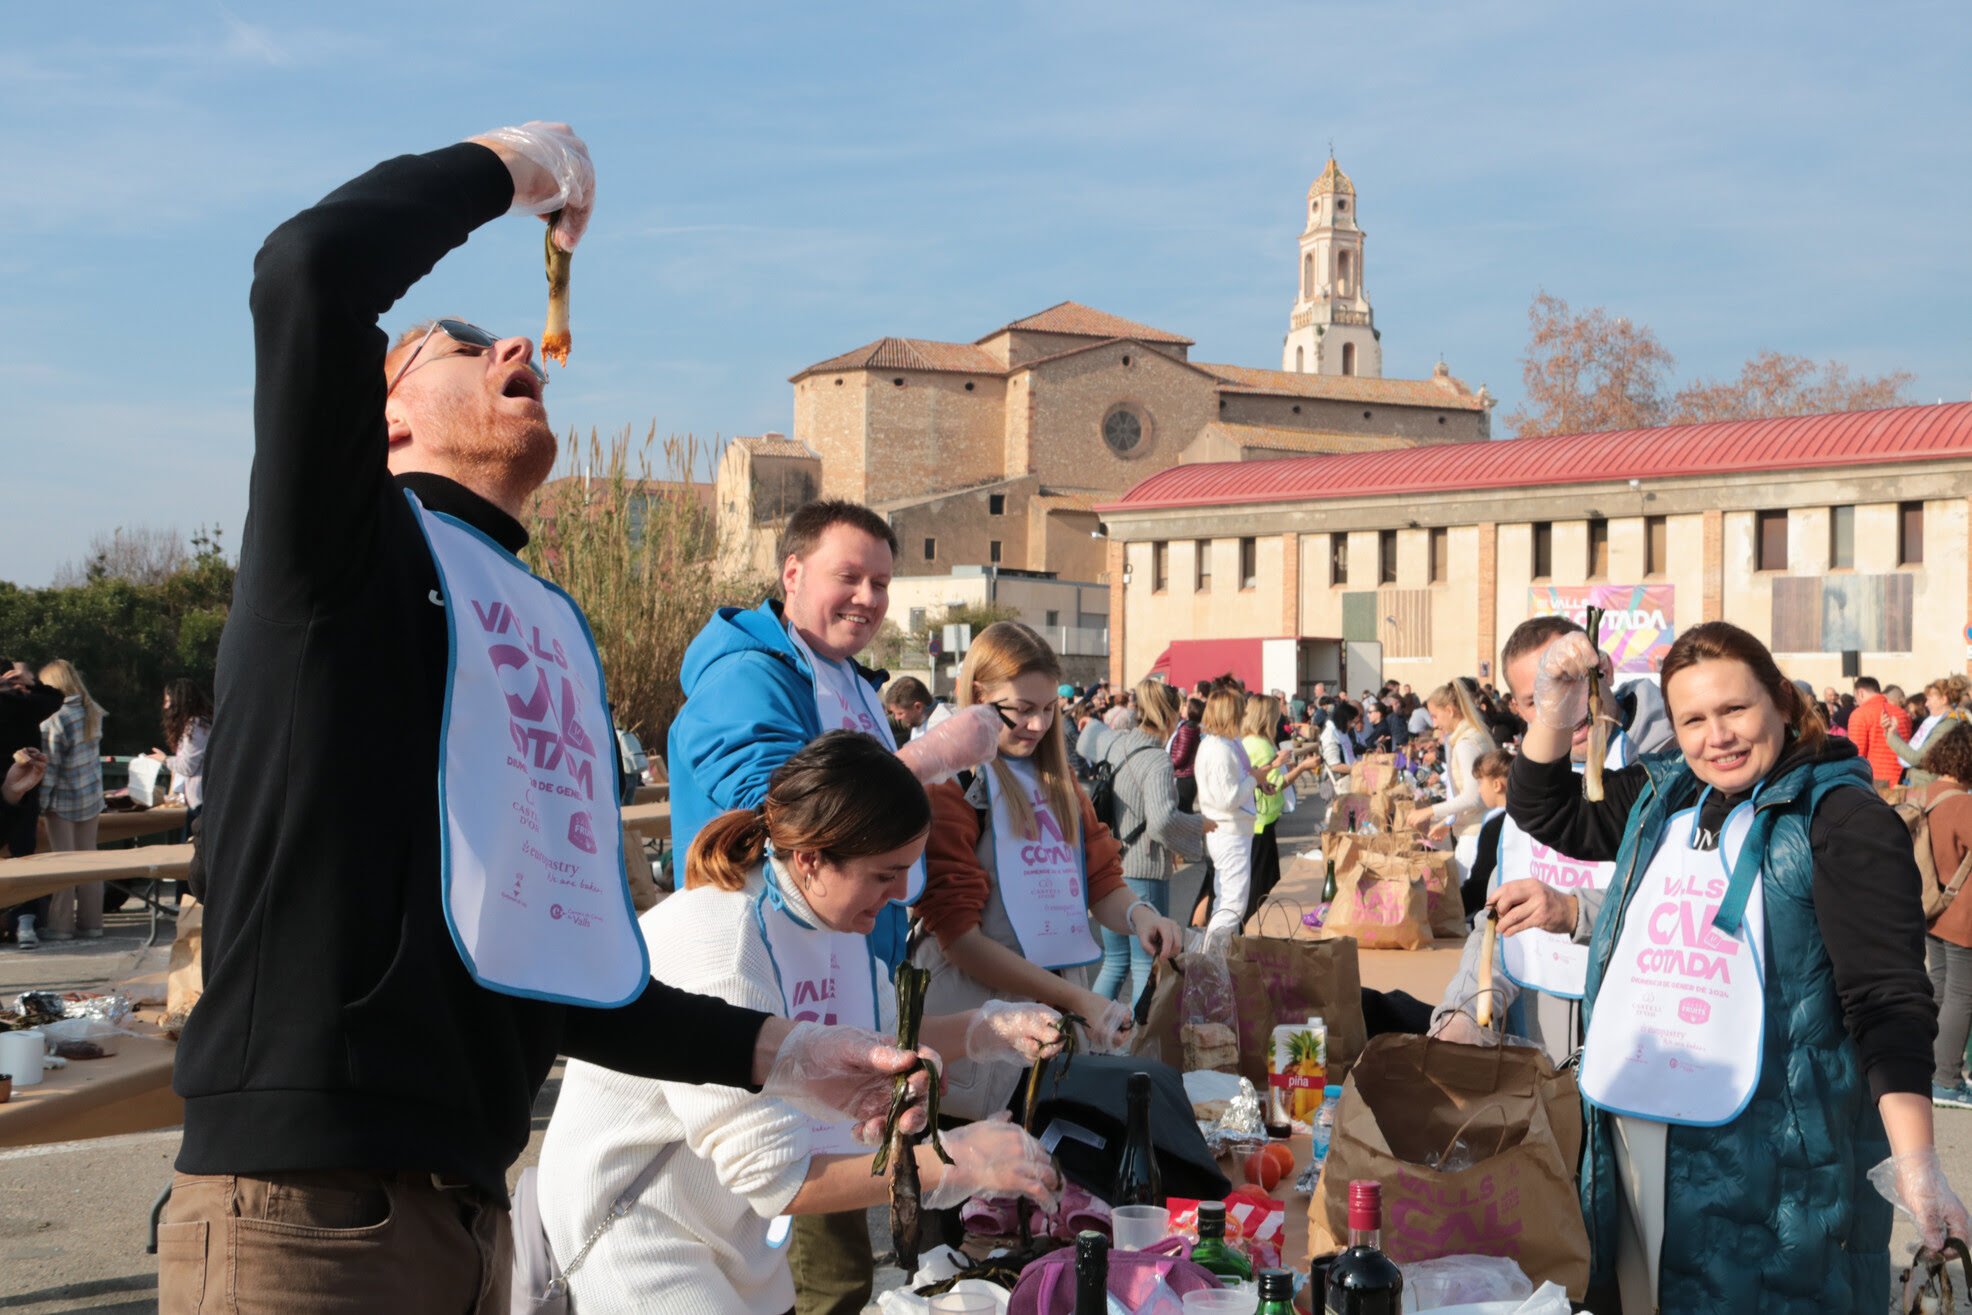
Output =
[
  {"x1": 784, "y1": 621, "x2": 925, "y2": 904},
  {"x1": 755, "y1": 860, "x2": 881, "y2": 1155},
  {"x1": 1497, "y1": 733, "x2": 1628, "y2": 1000},
  {"x1": 407, "y1": 491, "x2": 648, "y2": 1008},
  {"x1": 1578, "y1": 792, "x2": 1767, "y2": 1127},
  {"x1": 989, "y1": 759, "x2": 1099, "y2": 970}
]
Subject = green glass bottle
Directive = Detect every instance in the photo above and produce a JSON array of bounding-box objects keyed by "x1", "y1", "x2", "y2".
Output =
[
  {"x1": 1187, "y1": 1201, "x2": 1254, "y2": 1287},
  {"x1": 1322, "y1": 858, "x2": 1338, "y2": 903},
  {"x1": 1256, "y1": 1267, "x2": 1296, "y2": 1314}
]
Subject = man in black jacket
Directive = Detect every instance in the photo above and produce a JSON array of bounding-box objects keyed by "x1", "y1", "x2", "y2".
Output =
[
  {"x1": 161, "y1": 124, "x2": 925, "y2": 1314},
  {"x1": 1, "y1": 660, "x2": 64, "y2": 946}
]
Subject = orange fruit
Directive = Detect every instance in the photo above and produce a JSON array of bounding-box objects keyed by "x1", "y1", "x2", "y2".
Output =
[
  {"x1": 1243, "y1": 1149, "x2": 1283, "y2": 1192},
  {"x1": 1262, "y1": 1142, "x2": 1296, "y2": 1177}
]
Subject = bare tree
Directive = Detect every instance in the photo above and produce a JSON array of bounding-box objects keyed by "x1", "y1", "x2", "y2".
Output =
[
  {"x1": 1668, "y1": 351, "x2": 1914, "y2": 424},
  {"x1": 1504, "y1": 292, "x2": 1676, "y2": 438},
  {"x1": 53, "y1": 525, "x2": 191, "y2": 588}
]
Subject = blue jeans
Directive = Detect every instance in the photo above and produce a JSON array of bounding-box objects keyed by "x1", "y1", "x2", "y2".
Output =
[{"x1": 1093, "y1": 875, "x2": 1169, "y2": 1004}]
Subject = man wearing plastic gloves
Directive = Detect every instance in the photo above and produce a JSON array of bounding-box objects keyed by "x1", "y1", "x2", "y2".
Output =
[
  {"x1": 1431, "y1": 615, "x2": 1674, "y2": 1060},
  {"x1": 667, "y1": 500, "x2": 1003, "y2": 1315},
  {"x1": 161, "y1": 123, "x2": 928, "y2": 1314}
]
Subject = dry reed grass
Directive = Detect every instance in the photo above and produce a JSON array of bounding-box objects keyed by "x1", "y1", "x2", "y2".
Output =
[{"x1": 523, "y1": 425, "x2": 767, "y2": 758}]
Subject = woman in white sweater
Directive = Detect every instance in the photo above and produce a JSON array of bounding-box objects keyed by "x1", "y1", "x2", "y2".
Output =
[
  {"x1": 1192, "y1": 687, "x2": 1257, "y2": 942},
  {"x1": 537, "y1": 733, "x2": 1064, "y2": 1315},
  {"x1": 1406, "y1": 677, "x2": 1498, "y2": 879}
]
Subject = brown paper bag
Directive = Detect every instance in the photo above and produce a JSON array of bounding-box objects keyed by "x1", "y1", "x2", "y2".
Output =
[
  {"x1": 1310, "y1": 1034, "x2": 1589, "y2": 1298},
  {"x1": 1224, "y1": 917, "x2": 1367, "y2": 1086},
  {"x1": 1359, "y1": 849, "x2": 1464, "y2": 941},
  {"x1": 1132, "y1": 951, "x2": 1243, "y2": 1074},
  {"x1": 163, "y1": 897, "x2": 204, "y2": 1035},
  {"x1": 1321, "y1": 862, "x2": 1430, "y2": 950},
  {"x1": 1326, "y1": 792, "x2": 1371, "y2": 833},
  {"x1": 1347, "y1": 753, "x2": 1397, "y2": 795},
  {"x1": 1368, "y1": 777, "x2": 1416, "y2": 833}
]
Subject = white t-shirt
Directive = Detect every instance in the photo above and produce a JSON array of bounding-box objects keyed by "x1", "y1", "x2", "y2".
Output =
[
  {"x1": 536, "y1": 868, "x2": 896, "y2": 1314},
  {"x1": 910, "y1": 700, "x2": 955, "y2": 741}
]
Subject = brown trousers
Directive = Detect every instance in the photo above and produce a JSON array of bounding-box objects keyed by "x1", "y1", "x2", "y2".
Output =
[{"x1": 158, "y1": 1170, "x2": 511, "y2": 1314}]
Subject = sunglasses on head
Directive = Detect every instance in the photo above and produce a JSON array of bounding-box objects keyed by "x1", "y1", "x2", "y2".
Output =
[{"x1": 386, "y1": 318, "x2": 549, "y2": 397}]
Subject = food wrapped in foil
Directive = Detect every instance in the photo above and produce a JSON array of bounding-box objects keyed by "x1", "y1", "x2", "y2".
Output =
[
  {"x1": 14, "y1": 991, "x2": 66, "y2": 1027},
  {"x1": 66, "y1": 992, "x2": 133, "y2": 1027},
  {"x1": 1203, "y1": 1077, "x2": 1270, "y2": 1158}
]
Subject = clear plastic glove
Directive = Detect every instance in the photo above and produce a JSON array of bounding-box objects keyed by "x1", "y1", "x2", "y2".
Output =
[
  {"x1": 760, "y1": 1022, "x2": 932, "y2": 1146},
  {"x1": 894, "y1": 702, "x2": 1002, "y2": 783},
  {"x1": 1532, "y1": 632, "x2": 1609, "y2": 732},
  {"x1": 965, "y1": 1001, "x2": 1068, "y2": 1065},
  {"x1": 1433, "y1": 1010, "x2": 1495, "y2": 1047},
  {"x1": 1872, "y1": 1148, "x2": 1972, "y2": 1252},
  {"x1": 923, "y1": 1112, "x2": 1063, "y2": 1212},
  {"x1": 1075, "y1": 997, "x2": 1135, "y2": 1054},
  {"x1": 470, "y1": 121, "x2": 595, "y2": 250}
]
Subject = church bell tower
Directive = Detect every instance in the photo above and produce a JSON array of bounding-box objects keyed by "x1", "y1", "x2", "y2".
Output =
[{"x1": 1282, "y1": 156, "x2": 1381, "y2": 377}]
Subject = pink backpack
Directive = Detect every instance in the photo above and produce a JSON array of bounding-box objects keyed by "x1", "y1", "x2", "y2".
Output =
[{"x1": 1007, "y1": 1237, "x2": 1223, "y2": 1314}]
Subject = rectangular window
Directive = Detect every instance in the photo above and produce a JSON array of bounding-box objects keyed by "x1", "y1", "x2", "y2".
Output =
[
  {"x1": 1044, "y1": 609, "x2": 1059, "y2": 627},
  {"x1": 1645, "y1": 515, "x2": 1668, "y2": 576},
  {"x1": 1195, "y1": 539, "x2": 1212, "y2": 591},
  {"x1": 1756, "y1": 510, "x2": 1789, "y2": 571},
  {"x1": 1900, "y1": 501, "x2": 1925, "y2": 565},
  {"x1": 1378, "y1": 529, "x2": 1398, "y2": 584},
  {"x1": 988, "y1": 493, "x2": 1005, "y2": 516},
  {"x1": 1828, "y1": 505, "x2": 1855, "y2": 569},
  {"x1": 1429, "y1": 527, "x2": 1448, "y2": 583},
  {"x1": 1587, "y1": 518, "x2": 1609, "y2": 579},
  {"x1": 1239, "y1": 536, "x2": 1258, "y2": 589},
  {"x1": 1151, "y1": 541, "x2": 1169, "y2": 591},
  {"x1": 1330, "y1": 534, "x2": 1349, "y2": 587},
  {"x1": 1531, "y1": 521, "x2": 1554, "y2": 579},
  {"x1": 989, "y1": 539, "x2": 1003, "y2": 565},
  {"x1": 922, "y1": 537, "x2": 936, "y2": 560}
]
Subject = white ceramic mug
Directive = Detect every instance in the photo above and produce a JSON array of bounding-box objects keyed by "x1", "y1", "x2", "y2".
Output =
[{"x1": 0, "y1": 1029, "x2": 46, "y2": 1087}]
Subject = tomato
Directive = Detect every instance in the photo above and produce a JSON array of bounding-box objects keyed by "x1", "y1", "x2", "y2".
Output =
[
  {"x1": 1262, "y1": 1141, "x2": 1296, "y2": 1177},
  {"x1": 1242, "y1": 1149, "x2": 1283, "y2": 1192}
]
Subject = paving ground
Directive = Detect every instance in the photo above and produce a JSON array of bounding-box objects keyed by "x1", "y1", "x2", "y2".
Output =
[{"x1": 1, "y1": 811, "x2": 1960, "y2": 1311}]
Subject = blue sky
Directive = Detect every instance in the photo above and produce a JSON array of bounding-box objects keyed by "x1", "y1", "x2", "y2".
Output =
[{"x1": 4, "y1": 1, "x2": 1967, "y2": 586}]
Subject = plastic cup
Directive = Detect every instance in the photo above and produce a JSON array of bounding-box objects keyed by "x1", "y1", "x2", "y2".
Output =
[
  {"x1": 928, "y1": 1294, "x2": 997, "y2": 1314},
  {"x1": 1111, "y1": 1203, "x2": 1171, "y2": 1251},
  {"x1": 1181, "y1": 1290, "x2": 1254, "y2": 1314}
]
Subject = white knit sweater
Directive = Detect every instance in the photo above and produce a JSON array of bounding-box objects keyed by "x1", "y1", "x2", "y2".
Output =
[{"x1": 535, "y1": 862, "x2": 894, "y2": 1314}]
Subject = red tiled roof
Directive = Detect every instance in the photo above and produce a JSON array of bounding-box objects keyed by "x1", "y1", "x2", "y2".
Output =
[
  {"x1": 984, "y1": 301, "x2": 1193, "y2": 346},
  {"x1": 1099, "y1": 403, "x2": 1972, "y2": 513},
  {"x1": 1199, "y1": 361, "x2": 1488, "y2": 410},
  {"x1": 792, "y1": 336, "x2": 1003, "y2": 380}
]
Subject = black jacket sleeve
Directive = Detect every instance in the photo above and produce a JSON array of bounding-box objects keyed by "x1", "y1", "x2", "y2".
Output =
[
  {"x1": 1462, "y1": 812, "x2": 1505, "y2": 918},
  {"x1": 240, "y1": 143, "x2": 514, "y2": 620},
  {"x1": 561, "y1": 980, "x2": 769, "y2": 1088},
  {"x1": 1809, "y1": 789, "x2": 1936, "y2": 1100},
  {"x1": 1507, "y1": 753, "x2": 1646, "y2": 863}
]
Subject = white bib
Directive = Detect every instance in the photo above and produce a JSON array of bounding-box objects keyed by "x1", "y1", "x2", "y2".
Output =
[
  {"x1": 1578, "y1": 798, "x2": 1767, "y2": 1126},
  {"x1": 784, "y1": 624, "x2": 925, "y2": 904},
  {"x1": 1498, "y1": 735, "x2": 1628, "y2": 1001},
  {"x1": 754, "y1": 862, "x2": 881, "y2": 1154},
  {"x1": 407, "y1": 492, "x2": 648, "y2": 1006},
  {"x1": 988, "y1": 760, "x2": 1100, "y2": 970}
]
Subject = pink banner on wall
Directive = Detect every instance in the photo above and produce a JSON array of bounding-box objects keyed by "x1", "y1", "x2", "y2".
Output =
[{"x1": 1528, "y1": 584, "x2": 1676, "y2": 674}]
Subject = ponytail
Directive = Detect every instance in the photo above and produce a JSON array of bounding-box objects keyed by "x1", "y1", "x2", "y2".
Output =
[{"x1": 686, "y1": 807, "x2": 769, "y2": 891}]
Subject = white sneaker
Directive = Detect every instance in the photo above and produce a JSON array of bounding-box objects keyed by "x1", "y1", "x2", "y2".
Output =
[{"x1": 16, "y1": 916, "x2": 38, "y2": 950}]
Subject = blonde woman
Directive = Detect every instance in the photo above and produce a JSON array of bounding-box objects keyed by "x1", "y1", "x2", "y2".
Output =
[
  {"x1": 1407, "y1": 677, "x2": 1497, "y2": 880},
  {"x1": 1242, "y1": 693, "x2": 1320, "y2": 925},
  {"x1": 916, "y1": 622, "x2": 1183, "y2": 1120},
  {"x1": 1192, "y1": 687, "x2": 1257, "y2": 943},
  {"x1": 38, "y1": 659, "x2": 107, "y2": 939}
]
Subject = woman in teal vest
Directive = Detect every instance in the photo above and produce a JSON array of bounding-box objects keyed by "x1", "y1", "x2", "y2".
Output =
[{"x1": 1507, "y1": 621, "x2": 1967, "y2": 1311}]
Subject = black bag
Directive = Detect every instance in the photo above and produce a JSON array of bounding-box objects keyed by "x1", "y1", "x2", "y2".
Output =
[
  {"x1": 1088, "y1": 745, "x2": 1160, "y2": 845},
  {"x1": 1024, "y1": 1053, "x2": 1230, "y2": 1203}
]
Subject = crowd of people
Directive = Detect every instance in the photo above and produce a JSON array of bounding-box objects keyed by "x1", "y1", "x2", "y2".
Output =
[
  {"x1": 16, "y1": 118, "x2": 1939, "y2": 1312},
  {"x1": 0, "y1": 659, "x2": 210, "y2": 949}
]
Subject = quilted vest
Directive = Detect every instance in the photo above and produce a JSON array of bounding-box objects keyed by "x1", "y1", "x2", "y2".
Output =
[{"x1": 1579, "y1": 746, "x2": 1890, "y2": 1310}]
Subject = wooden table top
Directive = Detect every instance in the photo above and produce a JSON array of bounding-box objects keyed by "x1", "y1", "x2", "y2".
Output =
[
  {"x1": 0, "y1": 844, "x2": 194, "y2": 906},
  {"x1": 0, "y1": 1019, "x2": 182, "y2": 1149}
]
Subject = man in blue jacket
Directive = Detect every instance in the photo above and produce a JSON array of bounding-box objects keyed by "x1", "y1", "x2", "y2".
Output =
[{"x1": 668, "y1": 498, "x2": 998, "y2": 1315}]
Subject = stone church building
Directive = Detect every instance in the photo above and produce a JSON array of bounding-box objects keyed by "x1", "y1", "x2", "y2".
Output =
[{"x1": 716, "y1": 158, "x2": 1494, "y2": 580}]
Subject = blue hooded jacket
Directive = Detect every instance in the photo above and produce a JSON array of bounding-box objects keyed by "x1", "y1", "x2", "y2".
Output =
[{"x1": 667, "y1": 599, "x2": 908, "y2": 968}]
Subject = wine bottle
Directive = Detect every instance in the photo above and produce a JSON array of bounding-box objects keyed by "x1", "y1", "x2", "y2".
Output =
[
  {"x1": 1255, "y1": 1267, "x2": 1296, "y2": 1314},
  {"x1": 1324, "y1": 1180, "x2": 1403, "y2": 1313},
  {"x1": 1111, "y1": 1070, "x2": 1163, "y2": 1206},
  {"x1": 1322, "y1": 858, "x2": 1338, "y2": 903},
  {"x1": 1074, "y1": 1230, "x2": 1110, "y2": 1315},
  {"x1": 1188, "y1": 1200, "x2": 1254, "y2": 1286}
]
